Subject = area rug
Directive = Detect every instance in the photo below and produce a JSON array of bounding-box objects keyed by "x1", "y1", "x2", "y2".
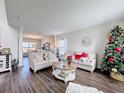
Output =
[{"x1": 65, "y1": 82, "x2": 104, "y2": 93}]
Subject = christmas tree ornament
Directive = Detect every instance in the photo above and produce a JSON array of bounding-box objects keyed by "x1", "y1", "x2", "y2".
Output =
[
  {"x1": 108, "y1": 57, "x2": 115, "y2": 63},
  {"x1": 112, "y1": 68, "x2": 118, "y2": 73},
  {"x1": 115, "y1": 47, "x2": 122, "y2": 52}
]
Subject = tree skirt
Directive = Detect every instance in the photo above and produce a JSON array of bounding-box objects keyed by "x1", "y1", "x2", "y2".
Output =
[{"x1": 111, "y1": 72, "x2": 124, "y2": 81}]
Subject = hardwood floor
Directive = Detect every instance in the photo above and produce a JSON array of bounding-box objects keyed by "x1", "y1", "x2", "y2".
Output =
[{"x1": 0, "y1": 57, "x2": 124, "y2": 93}]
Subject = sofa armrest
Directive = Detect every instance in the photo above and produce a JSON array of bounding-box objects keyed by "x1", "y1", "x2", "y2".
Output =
[
  {"x1": 28, "y1": 56, "x2": 36, "y2": 65},
  {"x1": 90, "y1": 57, "x2": 96, "y2": 68}
]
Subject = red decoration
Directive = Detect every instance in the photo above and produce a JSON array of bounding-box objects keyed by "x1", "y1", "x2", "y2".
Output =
[
  {"x1": 115, "y1": 47, "x2": 122, "y2": 52},
  {"x1": 67, "y1": 55, "x2": 73, "y2": 65},
  {"x1": 81, "y1": 52, "x2": 88, "y2": 58},
  {"x1": 108, "y1": 57, "x2": 115, "y2": 63},
  {"x1": 108, "y1": 36, "x2": 113, "y2": 43},
  {"x1": 68, "y1": 61, "x2": 71, "y2": 65},
  {"x1": 75, "y1": 54, "x2": 82, "y2": 60},
  {"x1": 75, "y1": 52, "x2": 88, "y2": 60}
]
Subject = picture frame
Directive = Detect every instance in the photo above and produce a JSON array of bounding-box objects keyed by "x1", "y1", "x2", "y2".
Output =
[
  {"x1": 42, "y1": 42, "x2": 50, "y2": 51},
  {"x1": 2, "y1": 48, "x2": 11, "y2": 54},
  {"x1": 82, "y1": 36, "x2": 92, "y2": 47}
]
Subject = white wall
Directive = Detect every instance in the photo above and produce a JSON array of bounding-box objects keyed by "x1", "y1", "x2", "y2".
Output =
[
  {"x1": 0, "y1": 0, "x2": 7, "y2": 25},
  {"x1": 57, "y1": 20, "x2": 124, "y2": 67},
  {"x1": 0, "y1": 0, "x2": 22, "y2": 66},
  {"x1": 1, "y1": 25, "x2": 19, "y2": 59},
  {"x1": 23, "y1": 33, "x2": 55, "y2": 50}
]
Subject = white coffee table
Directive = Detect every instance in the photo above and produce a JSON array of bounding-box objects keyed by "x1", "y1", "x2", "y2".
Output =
[{"x1": 52, "y1": 62, "x2": 77, "y2": 83}]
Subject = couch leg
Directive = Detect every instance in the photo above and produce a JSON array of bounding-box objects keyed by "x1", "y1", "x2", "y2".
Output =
[
  {"x1": 91, "y1": 70, "x2": 94, "y2": 74},
  {"x1": 34, "y1": 70, "x2": 37, "y2": 73}
]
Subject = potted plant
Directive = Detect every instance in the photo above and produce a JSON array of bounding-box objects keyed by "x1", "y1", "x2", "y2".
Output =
[{"x1": 11, "y1": 59, "x2": 19, "y2": 71}]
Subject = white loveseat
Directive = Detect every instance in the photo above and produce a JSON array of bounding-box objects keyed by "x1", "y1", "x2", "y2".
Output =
[
  {"x1": 29, "y1": 51, "x2": 58, "y2": 72},
  {"x1": 76, "y1": 52, "x2": 96, "y2": 73},
  {"x1": 64, "y1": 52, "x2": 96, "y2": 73}
]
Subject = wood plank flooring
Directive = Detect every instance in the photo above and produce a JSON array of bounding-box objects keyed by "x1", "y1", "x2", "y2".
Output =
[{"x1": 0, "y1": 57, "x2": 124, "y2": 93}]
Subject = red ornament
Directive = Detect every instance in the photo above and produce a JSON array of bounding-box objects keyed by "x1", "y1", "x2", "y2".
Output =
[
  {"x1": 108, "y1": 57, "x2": 115, "y2": 63},
  {"x1": 108, "y1": 36, "x2": 113, "y2": 43},
  {"x1": 115, "y1": 47, "x2": 122, "y2": 52}
]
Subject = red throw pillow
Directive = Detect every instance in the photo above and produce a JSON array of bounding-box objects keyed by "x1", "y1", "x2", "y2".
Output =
[
  {"x1": 75, "y1": 54, "x2": 82, "y2": 60},
  {"x1": 81, "y1": 52, "x2": 88, "y2": 58}
]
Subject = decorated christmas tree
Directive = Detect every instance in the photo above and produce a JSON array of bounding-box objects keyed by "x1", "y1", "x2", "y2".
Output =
[{"x1": 101, "y1": 25, "x2": 124, "y2": 75}]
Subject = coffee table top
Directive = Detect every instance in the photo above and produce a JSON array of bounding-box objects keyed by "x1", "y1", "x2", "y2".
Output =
[{"x1": 52, "y1": 62, "x2": 77, "y2": 71}]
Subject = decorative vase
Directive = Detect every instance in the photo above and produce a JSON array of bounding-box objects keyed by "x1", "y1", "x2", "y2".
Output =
[
  {"x1": 68, "y1": 61, "x2": 71, "y2": 65},
  {"x1": 110, "y1": 72, "x2": 124, "y2": 81}
]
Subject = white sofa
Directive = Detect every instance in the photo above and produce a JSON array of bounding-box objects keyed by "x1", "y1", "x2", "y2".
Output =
[
  {"x1": 65, "y1": 82, "x2": 103, "y2": 93},
  {"x1": 76, "y1": 53, "x2": 96, "y2": 73},
  {"x1": 64, "y1": 52, "x2": 96, "y2": 73},
  {"x1": 29, "y1": 51, "x2": 58, "y2": 72}
]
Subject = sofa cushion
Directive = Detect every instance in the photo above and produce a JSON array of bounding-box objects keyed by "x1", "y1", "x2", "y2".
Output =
[
  {"x1": 34, "y1": 58, "x2": 58, "y2": 66},
  {"x1": 79, "y1": 57, "x2": 87, "y2": 62},
  {"x1": 86, "y1": 54, "x2": 95, "y2": 62},
  {"x1": 48, "y1": 58, "x2": 58, "y2": 63},
  {"x1": 33, "y1": 53, "x2": 43, "y2": 62},
  {"x1": 34, "y1": 60, "x2": 48, "y2": 66},
  {"x1": 77, "y1": 61, "x2": 92, "y2": 67},
  {"x1": 48, "y1": 52, "x2": 56, "y2": 59}
]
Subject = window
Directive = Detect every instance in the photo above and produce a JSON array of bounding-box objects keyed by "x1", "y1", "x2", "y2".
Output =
[
  {"x1": 23, "y1": 42, "x2": 36, "y2": 53},
  {"x1": 58, "y1": 38, "x2": 67, "y2": 55}
]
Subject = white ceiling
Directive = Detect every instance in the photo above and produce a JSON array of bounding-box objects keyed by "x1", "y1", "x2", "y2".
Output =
[{"x1": 5, "y1": 0, "x2": 124, "y2": 35}]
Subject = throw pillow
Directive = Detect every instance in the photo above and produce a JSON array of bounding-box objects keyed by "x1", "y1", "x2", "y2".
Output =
[
  {"x1": 48, "y1": 52, "x2": 56, "y2": 59},
  {"x1": 79, "y1": 57, "x2": 87, "y2": 62},
  {"x1": 86, "y1": 54, "x2": 95, "y2": 62},
  {"x1": 75, "y1": 54, "x2": 82, "y2": 60},
  {"x1": 79, "y1": 57, "x2": 85, "y2": 62},
  {"x1": 81, "y1": 52, "x2": 89, "y2": 58},
  {"x1": 43, "y1": 53, "x2": 48, "y2": 60}
]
